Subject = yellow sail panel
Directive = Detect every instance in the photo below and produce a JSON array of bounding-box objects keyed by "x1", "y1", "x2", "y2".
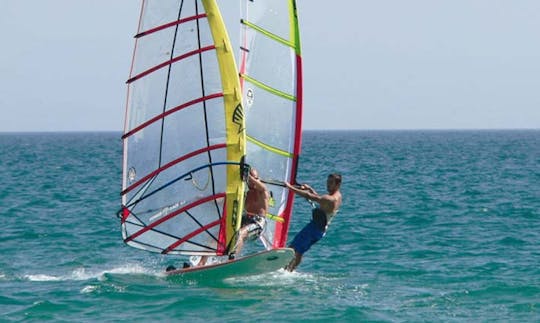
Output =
[{"x1": 202, "y1": 0, "x2": 246, "y2": 253}]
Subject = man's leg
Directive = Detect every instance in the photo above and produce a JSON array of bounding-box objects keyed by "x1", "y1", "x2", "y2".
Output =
[
  {"x1": 286, "y1": 251, "x2": 303, "y2": 272},
  {"x1": 233, "y1": 228, "x2": 248, "y2": 256}
]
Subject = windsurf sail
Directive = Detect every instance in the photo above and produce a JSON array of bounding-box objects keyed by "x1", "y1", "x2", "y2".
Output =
[
  {"x1": 238, "y1": 0, "x2": 303, "y2": 248},
  {"x1": 119, "y1": 0, "x2": 246, "y2": 256},
  {"x1": 119, "y1": 0, "x2": 303, "y2": 260}
]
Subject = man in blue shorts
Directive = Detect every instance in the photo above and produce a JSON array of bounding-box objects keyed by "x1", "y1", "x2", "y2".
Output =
[{"x1": 284, "y1": 173, "x2": 342, "y2": 272}]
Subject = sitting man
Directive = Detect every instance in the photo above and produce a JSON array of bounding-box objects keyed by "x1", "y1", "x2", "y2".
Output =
[
  {"x1": 232, "y1": 167, "x2": 269, "y2": 257},
  {"x1": 188, "y1": 168, "x2": 268, "y2": 268}
]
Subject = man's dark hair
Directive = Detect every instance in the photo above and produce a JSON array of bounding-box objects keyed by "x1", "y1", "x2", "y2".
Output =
[{"x1": 328, "y1": 173, "x2": 342, "y2": 185}]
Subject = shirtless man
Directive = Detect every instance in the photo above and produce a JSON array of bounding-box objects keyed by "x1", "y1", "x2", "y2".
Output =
[
  {"x1": 284, "y1": 173, "x2": 342, "y2": 272},
  {"x1": 232, "y1": 168, "x2": 269, "y2": 257},
  {"x1": 190, "y1": 168, "x2": 268, "y2": 267}
]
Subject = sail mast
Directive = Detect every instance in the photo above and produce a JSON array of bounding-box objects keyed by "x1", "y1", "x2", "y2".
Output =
[{"x1": 201, "y1": 0, "x2": 246, "y2": 254}]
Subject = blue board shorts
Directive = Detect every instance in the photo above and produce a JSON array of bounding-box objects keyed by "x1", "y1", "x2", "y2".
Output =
[{"x1": 290, "y1": 221, "x2": 325, "y2": 255}]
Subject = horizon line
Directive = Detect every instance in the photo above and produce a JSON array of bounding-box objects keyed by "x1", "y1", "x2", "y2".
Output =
[{"x1": 1, "y1": 127, "x2": 539, "y2": 134}]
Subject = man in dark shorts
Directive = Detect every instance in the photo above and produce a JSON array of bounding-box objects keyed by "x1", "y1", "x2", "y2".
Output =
[
  {"x1": 190, "y1": 168, "x2": 268, "y2": 267},
  {"x1": 284, "y1": 173, "x2": 342, "y2": 271},
  {"x1": 232, "y1": 168, "x2": 269, "y2": 257}
]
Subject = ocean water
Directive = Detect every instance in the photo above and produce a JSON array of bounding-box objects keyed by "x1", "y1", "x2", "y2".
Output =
[{"x1": 0, "y1": 130, "x2": 539, "y2": 322}]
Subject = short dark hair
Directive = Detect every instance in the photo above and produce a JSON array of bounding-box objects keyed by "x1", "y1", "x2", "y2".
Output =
[{"x1": 328, "y1": 173, "x2": 342, "y2": 185}]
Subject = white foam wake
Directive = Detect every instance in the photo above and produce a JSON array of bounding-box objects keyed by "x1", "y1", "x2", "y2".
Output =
[
  {"x1": 225, "y1": 268, "x2": 315, "y2": 286},
  {"x1": 23, "y1": 263, "x2": 158, "y2": 282},
  {"x1": 24, "y1": 274, "x2": 62, "y2": 282}
]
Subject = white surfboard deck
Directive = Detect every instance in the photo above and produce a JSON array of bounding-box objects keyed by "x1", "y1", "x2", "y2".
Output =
[{"x1": 165, "y1": 248, "x2": 294, "y2": 280}]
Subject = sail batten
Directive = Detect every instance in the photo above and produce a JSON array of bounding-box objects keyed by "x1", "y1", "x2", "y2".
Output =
[
  {"x1": 240, "y1": 19, "x2": 295, "y2": 48},
  {"x1": 125, "y1": 193, "x2": 226, "y2": 242},
  {"x1": 126, "y1": 45, "x2": 216, "y2": 84},
  {"x1": 122, "y1": 92, "x2": 224, "y2": 139},
  {"x1": 240, "y1": 74, "x2": 296, "y2": 101},
  {"x1": 135, "y1": 13, "x2": 208, "y2": 38},
  {"x1": 246, "y1": 135, "x2": 293, "y2": 158},
  {"x1": 125, "y1": 161, "x2": 242, "y2": 209},
  {"x1": 162, "y1": 219, "x2": 222, "y2": 254},
  {"x1": 121, "y1": 143, "x2": 227, "y2": 196}
]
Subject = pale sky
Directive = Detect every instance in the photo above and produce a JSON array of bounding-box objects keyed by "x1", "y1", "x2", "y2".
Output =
[{"x1": 1, "y1": 0, "x2": 539, "y2": 132}]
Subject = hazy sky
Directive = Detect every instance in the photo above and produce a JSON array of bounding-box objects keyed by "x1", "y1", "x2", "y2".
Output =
[{"x1": 1, "y1": 0, "x2": 539, "y2": 131}]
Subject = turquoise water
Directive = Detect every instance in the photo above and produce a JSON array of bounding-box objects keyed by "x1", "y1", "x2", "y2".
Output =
[{"x1": 1, "y1": 130, "x2": 539, "y2": 321}]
